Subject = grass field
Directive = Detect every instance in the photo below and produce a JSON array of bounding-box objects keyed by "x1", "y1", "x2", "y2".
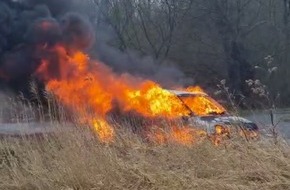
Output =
[
  {"x1": 0, "y1": 94, "x2": 290, "y2": 190},
  {"x1": 0, "y1": 124, "x2": 290, "y2": 190}
]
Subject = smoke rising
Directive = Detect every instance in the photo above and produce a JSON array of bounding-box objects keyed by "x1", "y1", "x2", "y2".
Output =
[
  {"x1": 94, "y1": 28, "x2": 193, "y2": 88},
  {"x1": 0, "y1": 0, "x2": 95, "y2": 93},
  {"x1": 0, "y1": 0, "x2": 191, "y2": 96}
]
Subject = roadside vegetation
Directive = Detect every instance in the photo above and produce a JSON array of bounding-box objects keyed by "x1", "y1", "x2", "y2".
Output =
[
  {"x1": 0, "y1": 123, "x2": 290, "y2": 190},
  {"x1": 0, "y1": 94, "x2": 290, "y2": 190}
]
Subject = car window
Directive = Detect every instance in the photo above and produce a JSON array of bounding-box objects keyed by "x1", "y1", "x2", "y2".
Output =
[{"x1": 179, "y1": 95, "x2": 226, "y2": 116}]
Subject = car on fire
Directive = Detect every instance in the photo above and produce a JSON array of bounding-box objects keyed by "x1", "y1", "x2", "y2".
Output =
[{"x1": 168, "y1": 90, "x2": 259, "y2": 137}]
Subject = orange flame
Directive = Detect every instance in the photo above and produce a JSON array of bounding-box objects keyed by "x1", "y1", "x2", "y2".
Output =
[
  {"x1": 171, "y1": 127, "x2": 207, "y2": 146},
  {"x1": 93, "y1": 119, "x2": 114, "y2": 142},
  {"x1": 35, "y1": 44, "x2": 226, "y2": 144},
  {"x1": 182, "y1": 88, "x2": 226, "y2": 116},
  {"x1": 148, "y1": 126, "x2": 207, "y2": 146}
]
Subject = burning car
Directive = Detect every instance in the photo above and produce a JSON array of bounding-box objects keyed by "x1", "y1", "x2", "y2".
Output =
[{"x1": 168, "y1": 90, "x2": 259, "y2": 137}]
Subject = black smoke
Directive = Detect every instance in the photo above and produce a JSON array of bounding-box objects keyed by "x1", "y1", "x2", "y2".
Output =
[
  {"x1": 0, "y1": 0, "x2": 95, "y2": 94},
  {"x1": 93, "y1": 27, "x2": 193, "y2": 88},
  {"x1": 0, "y1": 0, "x2": 192, "y2": 97}
]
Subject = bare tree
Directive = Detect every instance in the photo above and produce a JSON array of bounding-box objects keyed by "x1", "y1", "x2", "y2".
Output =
[
  {"x1": 198, "y1": 0, "x2": 267, "y2": 98},
  {"x1": 97, "y1": 0, "x2": 193, "y2": 60},
  {"x1": 85, "y1": 0, "x2": 290, "y2": 106}
]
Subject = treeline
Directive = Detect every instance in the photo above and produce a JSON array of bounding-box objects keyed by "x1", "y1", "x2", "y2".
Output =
[
  {"x1": 2, "y1": 0, "x2": 290, "y2": 108},
  {"x1": 75, "y1": 0, "x2": 290, "y2": 108}
]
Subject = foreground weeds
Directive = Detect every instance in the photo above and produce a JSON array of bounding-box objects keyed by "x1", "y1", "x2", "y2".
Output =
[
  {"x1": 0, "y1": 93, "x2": 289, "y2": 190},
  {"x1": 0, "y1": 124, "x2": 289, "y2": 190}
]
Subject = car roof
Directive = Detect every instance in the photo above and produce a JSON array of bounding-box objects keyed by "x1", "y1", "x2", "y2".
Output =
[{"x1": 168, "y1": 90, "x2": 208, "y2": 97}]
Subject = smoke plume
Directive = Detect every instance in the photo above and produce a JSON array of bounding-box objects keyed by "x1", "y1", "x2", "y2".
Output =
[
  {"x1": 0, "y1": 0, "x2": 95, "y2": 93},
  {"x1": 94, "y1": 29, "x2": 190, "y2": 88},
  {"x1": 0, "y1": 0, "x2": 191, "y2": 96}
]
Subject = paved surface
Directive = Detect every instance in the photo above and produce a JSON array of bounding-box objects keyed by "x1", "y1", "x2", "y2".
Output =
[{"x1": 244, "y1": 109, "x2": 290, "y2": 139}]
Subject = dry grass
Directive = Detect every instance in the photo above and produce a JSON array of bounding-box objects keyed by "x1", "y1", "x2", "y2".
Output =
[
  {"x1": 0, "y1": 93, "x2": 290, "y2": 190},
  {"x1": 0, "y1": 125, "x2": 289, "y2": 190}
]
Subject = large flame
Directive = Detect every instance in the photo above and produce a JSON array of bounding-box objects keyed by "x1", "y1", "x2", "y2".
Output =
[
  {"x1": 35, "y1": 44, "x2": 225, "y2": 144},
  {"x1": 181, "y1": 93, "x2": 226, "y2": 116},
  {"x1": 148, "y1": 126, "x2": 207, "y2": 146}
]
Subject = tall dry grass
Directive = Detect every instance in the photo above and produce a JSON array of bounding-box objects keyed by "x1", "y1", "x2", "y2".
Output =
[
  {"x1": 0, "y1": 125, "x2": 290, "y2": 190},
  {"x1": 0, "y1": 92, "x2": 290, "y2": 190}
]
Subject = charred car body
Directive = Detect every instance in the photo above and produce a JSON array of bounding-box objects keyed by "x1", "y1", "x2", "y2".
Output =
[{"x1": 168, "y1": 90, "x2": 259, "y2": 136}]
